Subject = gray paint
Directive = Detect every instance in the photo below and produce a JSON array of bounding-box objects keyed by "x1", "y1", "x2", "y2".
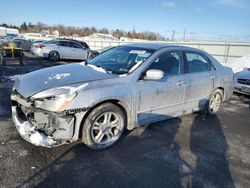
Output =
[
  {"x1": 14, "y1": 63, "x2": 115, "y2": 98},
  {"x1": 11, "y1": 44, "x2": 234, "y2": 147}
]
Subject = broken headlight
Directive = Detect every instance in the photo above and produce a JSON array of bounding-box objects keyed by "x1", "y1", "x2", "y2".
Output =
[{"x1": 32, "y1": 87, "x2": 77, "y2": 112}]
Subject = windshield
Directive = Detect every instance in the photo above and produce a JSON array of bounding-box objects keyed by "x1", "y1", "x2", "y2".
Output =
[{"x1": 87, "y1": 46, "x2": 155, "y2": 75}]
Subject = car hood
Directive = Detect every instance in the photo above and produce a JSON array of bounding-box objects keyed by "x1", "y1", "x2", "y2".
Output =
[
  {"x1": 14, "y1": 63, "x2": 116, "y2": 98},
  {"x1": 235, "y1": 70, "x2": 250, "y2": 79}
]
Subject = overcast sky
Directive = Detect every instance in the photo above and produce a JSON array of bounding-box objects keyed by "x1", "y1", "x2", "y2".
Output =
[{"x1": 1, "y1": 0, "x2": 250, "y2": 41}]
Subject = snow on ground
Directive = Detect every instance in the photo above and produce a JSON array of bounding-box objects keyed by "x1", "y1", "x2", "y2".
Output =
[{"x1": 226, "y1": 54, "x2": 250, "y2": 73}]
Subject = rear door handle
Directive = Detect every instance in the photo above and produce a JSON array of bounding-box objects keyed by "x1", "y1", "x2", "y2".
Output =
[{"x1": 211, "y1": 75, "x2": 215, "y2": 79}]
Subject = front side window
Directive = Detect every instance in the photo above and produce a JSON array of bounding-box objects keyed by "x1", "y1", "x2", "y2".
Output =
[
  {"x1": 80, "y1": 42, "x2": 89, "y2": 49},
  {"x1": 185, "y1": 52, "x2": 212, "y2": 73},
  {"x1": 87, "y1": 46, "x2": 155, "y2": 75},
  {"x1": 71, "y1": 42, "x2": 82, "y2": 49},
  {"x1": 58, "y1": 41, "x2": 71, "y2": 47},
  {"x1": 147, "y1": 51, "x2": 182, "y2": 76}
]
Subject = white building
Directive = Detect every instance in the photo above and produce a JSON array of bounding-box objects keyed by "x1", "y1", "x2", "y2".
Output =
[{"x1": 0, "y1": 27, "x2": 19, "y2": 37}]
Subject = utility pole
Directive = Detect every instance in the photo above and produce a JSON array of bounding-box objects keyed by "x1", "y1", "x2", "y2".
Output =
[
  {"x1": 183, "y1": 29, "x2": 186, "y2": 41},
  {"x1": 132, "y1": 25, "x2": 135, "y2": 33},
  {"x1": 171, "y1": 30, "x2": 175, "y2": 41}
]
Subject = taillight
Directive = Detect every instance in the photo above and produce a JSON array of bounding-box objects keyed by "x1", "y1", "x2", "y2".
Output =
[{"x1": 35, "y1": 44, "x2": 45, "y2": 48}]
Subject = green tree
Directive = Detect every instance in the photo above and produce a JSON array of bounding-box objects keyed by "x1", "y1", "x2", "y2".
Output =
[{"x1": 20, "y1": 22, "x2": 27, "y2": 32}]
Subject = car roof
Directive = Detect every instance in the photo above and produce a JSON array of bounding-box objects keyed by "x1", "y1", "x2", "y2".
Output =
[
  {"x1": 123, "y1": 43, "x2": 199, "y2": 51},
  {"x1": 56, "y1": 38, "x2": 86, "y2": 43}
]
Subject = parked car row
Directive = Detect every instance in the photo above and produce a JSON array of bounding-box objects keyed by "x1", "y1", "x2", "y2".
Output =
[{"x1": 1, "y1": 37, "x2": 99, "y2": 62}]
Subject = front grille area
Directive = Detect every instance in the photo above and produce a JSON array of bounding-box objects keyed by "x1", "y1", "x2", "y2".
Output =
[{"x1": 238, "y1": 79, "x2": 250, "y2": 86}]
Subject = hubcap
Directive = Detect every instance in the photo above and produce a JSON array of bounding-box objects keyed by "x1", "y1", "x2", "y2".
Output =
[
  {"x1": 209, "y1": 93, "x2": 222, "y2": 113},
  {"x1": 91, "y1": 112, "x2": 121, "y2": 145},
  {"x1": 50, "y1": 52, "x2": 58, "y2": 61}
]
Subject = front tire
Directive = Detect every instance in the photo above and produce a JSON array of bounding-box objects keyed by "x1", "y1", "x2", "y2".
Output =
[
  {"x1": 48, "y1": 51, "x2": 60, "y2": 62},
  {"x1": 88, "y1": 51, "x2": 98, "y2": 59},
  {"x1": 82, "y1": 103, "x2": 125, "y2": 150},
  {"x1": 205, "y1": 89, "x2": 224, "y2": 116}
]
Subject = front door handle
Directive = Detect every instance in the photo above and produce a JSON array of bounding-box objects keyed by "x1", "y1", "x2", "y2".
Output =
[{"x1": 211, "y1": 75, "x2": 215, "y2": 79}]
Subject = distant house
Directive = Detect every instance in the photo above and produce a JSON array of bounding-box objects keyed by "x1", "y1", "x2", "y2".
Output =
[{"x1": 83, "y1": 33, "x2": 119, "y2": 41}]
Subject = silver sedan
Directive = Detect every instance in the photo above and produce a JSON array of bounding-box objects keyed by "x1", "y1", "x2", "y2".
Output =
[
  {"x1": 11, "y1": 44, "x2": 234, "y2": 150},
  {"x1": 234, "y1": 68, "x2": 250, "y2": 95}
]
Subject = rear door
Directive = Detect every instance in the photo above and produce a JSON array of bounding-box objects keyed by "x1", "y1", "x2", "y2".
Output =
[
  {"x1": 57, "y1": 41, "x2": 73, "y2": 59},
  {"x1": 70, "y1": 42, "x2": 88, "y2": 60},
  {"x1": 183, "y1": 51, "x2": 216, "y2": 110}
]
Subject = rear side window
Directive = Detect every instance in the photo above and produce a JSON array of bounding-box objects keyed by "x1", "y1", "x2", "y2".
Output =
[
  {"x1": 71, "y1": 42, "x2": 83, "y2": 48},
  {"x1": 58, "y1": 41, "x2": 71, "y2": 47},
  {"x1": 185, "y1": 52, "x2": 212, "y2": 73}
]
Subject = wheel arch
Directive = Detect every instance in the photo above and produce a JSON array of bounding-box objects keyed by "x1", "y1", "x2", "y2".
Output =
[
  {"x1": 215, "y1": 86, "x2": 225, "y2": 99},
  {"x1": 78, "y1": 99, "x2": 131, "y2": 139},
  {"x1": 48, "y1": 50, "x2": 60, "y2": 60}
]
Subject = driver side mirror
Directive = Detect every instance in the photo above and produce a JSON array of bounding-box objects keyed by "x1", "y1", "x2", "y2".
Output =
[{"x1": 144, "y1": 69, "x2": 164, "y2": 80}]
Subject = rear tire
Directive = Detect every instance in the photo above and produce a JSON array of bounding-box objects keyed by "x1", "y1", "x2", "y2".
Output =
[
  {"x1": 48, "y1": 51, "x2": 60, "y2": 62},
  {"x1": 205, "y1": 89, "x2": 224, "y2": 116},
  {"x1": 82, "y1": 103, "x2": 125, "y2": 150}
]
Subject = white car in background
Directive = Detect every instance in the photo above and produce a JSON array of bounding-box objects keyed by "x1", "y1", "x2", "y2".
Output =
[{"x1": 31, "y1": 39, "x2": 89, "y2": 61}]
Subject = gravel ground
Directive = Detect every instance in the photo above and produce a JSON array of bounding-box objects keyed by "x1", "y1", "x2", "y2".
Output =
[{"x1": 0, "y1": 52, "x2": 249, "y2": 188}]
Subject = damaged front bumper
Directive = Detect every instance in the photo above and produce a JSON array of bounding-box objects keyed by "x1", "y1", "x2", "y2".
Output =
[
  {"x1": 12, "y1": 106, "x2": 56, "y2": 148},
  {"x1": 11, "y1": 92, "x2": 81, "y2": 148}
]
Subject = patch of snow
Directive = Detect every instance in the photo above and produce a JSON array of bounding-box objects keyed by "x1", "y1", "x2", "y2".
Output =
[
  {"x1": 79, "y1": 61, "x2": 87, "y2": 66},
  {"x1": 119, "y1": 74, "x2": 128, "y2": 77},
  {"x1": 226, "y1": 54, "x2": 250, "y2": 73},
  {"x1": 48, "y1": 73, "x2": 71, "y2": 81},
  {"x1": 86, "y1": 64, "x2": 107, "y2": 73},
  {"x1": 29, "y1": 132, "x2": 55, "y2": 147},
  {"x1": 79, "y1": 62, "x2": 108, "y2": 74},
  {"x1": 0, "y1": 74, "x2": 24, "y2": 82}
]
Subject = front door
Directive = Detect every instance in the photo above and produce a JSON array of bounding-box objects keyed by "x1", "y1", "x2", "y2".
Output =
[
  {"x1": 57, "y1": 41, "x2": 73, "y2": 59},
  {"x1": 70, "y1": 42, "x2": 88, "y2": 60},
  {"x1": 137, "y1": 51, "x2": 187, "y2": 124}
]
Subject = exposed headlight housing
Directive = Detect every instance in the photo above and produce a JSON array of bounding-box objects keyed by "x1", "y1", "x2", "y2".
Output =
[{"x1": 32, "y1": 87, "x2": 77, "y2": 112}]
